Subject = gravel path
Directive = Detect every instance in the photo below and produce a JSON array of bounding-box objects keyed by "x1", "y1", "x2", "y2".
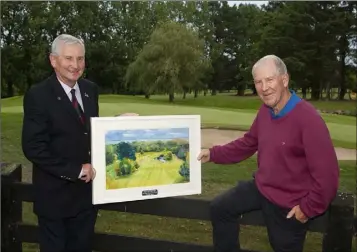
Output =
[{"x1": 201, "y1": 129, "x2": 356, "y2": 161}]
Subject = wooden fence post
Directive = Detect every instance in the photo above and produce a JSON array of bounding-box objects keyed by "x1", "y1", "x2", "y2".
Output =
[
  {"x1": 1, "y1": 163, "x2": 23, "y2": 252},
  {"x1": 322, "y1": 192, "x2": 354, "y2": 252}
]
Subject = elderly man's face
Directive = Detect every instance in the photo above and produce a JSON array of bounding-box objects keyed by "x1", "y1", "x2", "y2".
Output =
[
  {"x1": 252, "y1": 61, "x2": 288, "y2": 108},
  {"x1": 50, "y1": 42, "x2": 85, "y2": 86}
]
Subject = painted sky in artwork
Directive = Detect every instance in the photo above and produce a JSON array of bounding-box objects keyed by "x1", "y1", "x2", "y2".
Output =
[{"x1": 105, "y1": 128, "x2": 189, "y2": 144}]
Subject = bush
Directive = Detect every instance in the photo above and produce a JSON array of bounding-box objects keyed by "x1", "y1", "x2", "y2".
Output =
[
  {"x1": 176, "y1": 148, "x2": 187, "y2": 161},
  {"x1": 105, "y1": 150, "x2": 115, "y2": 165},
  {"x1": 134, "y1": 161, "x2": 140, "y2": 170},
  {"x1": 117, "y1": 158, "x2": 139, "y2": 176},
  {"x1": 179, "y1": 161, "x2": 190, "y2": 180},
  {"x1": 118, "y1": 158, "x2": 132, "y2": 176},
  {"x1": 164, "y1": 151, "x2": 173, "y2": 161}
]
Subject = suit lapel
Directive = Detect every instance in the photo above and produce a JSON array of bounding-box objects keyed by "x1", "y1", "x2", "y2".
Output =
[{"x1": 50, "y1": 74, "x2": 85, "y2": 127}]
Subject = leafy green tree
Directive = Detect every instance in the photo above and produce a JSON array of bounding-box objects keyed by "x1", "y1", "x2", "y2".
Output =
[
  {"x1": 116, "y1": 142, "x2": 136, "y2": 161},
  {"x1": 2, "y1": 1, "x2": 355, "y2": 101},
  {"x1": 118, "y1": 158, "x2": 132, "y2": 176},
  {"x1": 125, "y1": 20, "x2": 212, "y2": 102},
  {"x1": 105, "y1": 152, "x2": 114, "y2": 165},
  {"x1": 179, "y1": 161, "x2": 190, "y2": 181}
]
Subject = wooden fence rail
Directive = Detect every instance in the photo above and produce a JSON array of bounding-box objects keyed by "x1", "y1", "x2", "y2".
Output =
[{"x1": 1, "y1": 164, "x2": 355, "y2": 252}]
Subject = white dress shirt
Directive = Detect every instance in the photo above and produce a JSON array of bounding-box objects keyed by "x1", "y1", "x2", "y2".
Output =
[
  {"x1": 57, "y1": 78, "x2": 85, "y2": 178},
  {"x1": 58, "y1": 79, "x2": 85, "y2": 112}
]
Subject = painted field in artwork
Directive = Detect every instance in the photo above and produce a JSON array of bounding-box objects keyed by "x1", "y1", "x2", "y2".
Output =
[{"x1": 105, "y1": 127, "x2": 190, "y2": 190}]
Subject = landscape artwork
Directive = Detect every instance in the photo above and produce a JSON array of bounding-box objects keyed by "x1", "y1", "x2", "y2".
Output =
[
  {"x1": 105, "y1": 128, "x2": 190, "y2": 189},
  {"x1": 90, "y1": 115, "x2": 201, "y2": 205}
]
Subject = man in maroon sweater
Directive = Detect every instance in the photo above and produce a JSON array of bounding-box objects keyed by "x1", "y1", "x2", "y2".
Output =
[{"x1": 197, "y1": 55, "x2": 339, "y2": 252}]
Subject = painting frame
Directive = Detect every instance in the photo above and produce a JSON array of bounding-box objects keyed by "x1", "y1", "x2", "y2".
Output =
[{"x1": 90, "y1": 115, "x2": 202, "y2": 205}]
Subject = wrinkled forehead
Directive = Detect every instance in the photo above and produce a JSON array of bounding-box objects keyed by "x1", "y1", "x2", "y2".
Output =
[{"x1": 57, "y1": 42, "x2": 85, "y2": 57}]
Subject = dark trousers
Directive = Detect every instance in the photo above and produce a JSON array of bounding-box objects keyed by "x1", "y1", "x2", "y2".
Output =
[
  {"x1": 37, "y1": 207, "x2": 97, "y2": 252},
  {"x1": 210, "y1": 180, "x2": 309, "y2": 252}
]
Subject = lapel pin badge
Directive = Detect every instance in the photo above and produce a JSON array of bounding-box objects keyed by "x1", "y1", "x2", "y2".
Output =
[
  {"x1": 85, "y1": 93, "x2": 89, "y2": 98},
  {"x1": 57, "y1": 97, "x2": 61, "y2": 100}
]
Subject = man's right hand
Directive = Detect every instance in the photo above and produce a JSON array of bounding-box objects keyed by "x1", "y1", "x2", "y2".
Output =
[
  {"x1": 80, "y1": 163, "x2": 96, "y2": 183},
  {"x1": 197, "y1": 149, "x2": 210, "y2": 163}
]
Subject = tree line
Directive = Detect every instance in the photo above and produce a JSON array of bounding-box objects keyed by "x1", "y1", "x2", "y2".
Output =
[{"x1": 1, "y1": 1, "x2": 356, "y2": 101}]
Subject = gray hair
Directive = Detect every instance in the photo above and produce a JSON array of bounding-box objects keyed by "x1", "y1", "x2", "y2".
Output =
[
  {"x1": 51, "y1": 34, "x2": 85, "y2": 55},
  {"x1": 252, "y1": 55, "x2": 287, "y2": 76}
]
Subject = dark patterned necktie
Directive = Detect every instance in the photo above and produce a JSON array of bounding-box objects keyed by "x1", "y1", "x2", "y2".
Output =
[{"x1": 70, "y1": 89, "x2": 85, "y2": 124}]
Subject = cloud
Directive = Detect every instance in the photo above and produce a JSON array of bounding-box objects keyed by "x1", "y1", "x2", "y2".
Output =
[
  {"x1": 122, "y1": 133, "x2": 136, "y2": 138},
  {"x1": 105, "y1": 127, "x2": 189, "y2": 143}
]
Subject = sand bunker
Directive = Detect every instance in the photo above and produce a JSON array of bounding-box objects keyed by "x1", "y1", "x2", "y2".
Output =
[{"x1": 201, "y1": 129, "x2": 356, "y2": 161}]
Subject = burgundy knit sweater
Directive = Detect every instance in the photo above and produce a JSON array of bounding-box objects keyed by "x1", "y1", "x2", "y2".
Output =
[{"x1": 209, "y1": 101, "x2": 339, "y2": 218}]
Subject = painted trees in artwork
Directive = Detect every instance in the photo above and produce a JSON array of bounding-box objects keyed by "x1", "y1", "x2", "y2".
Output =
[
  {"x1": 105, "y1": 139, "x2": 190, "y2": 183},
  {"x1": 177, "y1": 145, "x2": 190, "y2": 181},
  {"x1": 115, "y1": 142, "x2": 139, "y2": 176},
  {"x1": 116, "y1": 142, "x2": 137, "y2": 161},
  {"x1": 105, "y1": 145, "x2": 115, "y2": 165}
]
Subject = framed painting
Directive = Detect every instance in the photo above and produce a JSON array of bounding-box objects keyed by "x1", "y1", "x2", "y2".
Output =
[{"x1": 90, "y1": 115, "x2": 202, "y2": 205}]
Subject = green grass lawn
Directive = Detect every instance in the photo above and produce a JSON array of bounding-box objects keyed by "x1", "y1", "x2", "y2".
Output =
[
  {"x1": 1, "y1": 94, "x2": 356, "y2": 252},
  {"x1": 106, "y1": 152, "x2": 186, "y2": 189},
  {"x1": 97, "y1": 91, "x2": 357, "y2": 112},
  {"x1": 3, "y1": 94, "x2": 356, "y2": 149}
]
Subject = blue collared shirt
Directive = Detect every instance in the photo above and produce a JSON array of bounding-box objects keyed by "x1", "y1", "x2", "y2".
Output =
[{"x1": 270, "y1": 90, "x2": 301, "y2": 119}]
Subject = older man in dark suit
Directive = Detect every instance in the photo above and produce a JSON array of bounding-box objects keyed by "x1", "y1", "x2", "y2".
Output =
[{"x1": 22, "y1": 34, "x2": 136, "y2": 252}]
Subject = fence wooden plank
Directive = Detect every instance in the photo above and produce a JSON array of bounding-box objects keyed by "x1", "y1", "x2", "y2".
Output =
[
  {"x1": 11, "y1": 181, "x2": 330, "y2": 232},
  {"x1": 2, "y1": 164, "x2": 355, "y2": 252},
  {"x1": 1, "y1": 163, "x2": 23, "y2": 252},
  {"x1": 322, "y1": 192, "x2": 355, "y2": 252}
]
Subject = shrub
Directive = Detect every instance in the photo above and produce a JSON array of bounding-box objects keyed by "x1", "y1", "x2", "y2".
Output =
[
  {"x1": 105, "y1": 150, "x2": 115, "y2": 165},
  {"x1": 164, "y1": 151, "x2": 173, "y2": 161},
  {"x1": 118, "y1": 158, "x2": 132, "y2": 176},
  {"x1": 176, "y1": 144, "x2": 189, "y2": 161},
  {"x1": 117, "y1": 158, "x2": 140, "y2": 176},
  {"x1": 179, "y1": 161, "x2": 190, "y2": 181}
]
